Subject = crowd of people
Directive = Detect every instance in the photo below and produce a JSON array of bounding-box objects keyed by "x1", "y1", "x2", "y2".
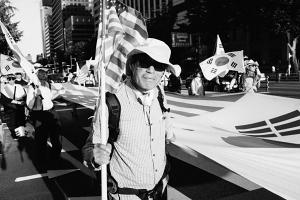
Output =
[
  {"x1": 0, "y1": 68, "x2": 63, "y2": 167},
  {"x1": 183, "y1": 56, "x2": 262, "y2": 95},
  {"x1": 0, "y1": 37, "x2": 264, "y2": 200}
]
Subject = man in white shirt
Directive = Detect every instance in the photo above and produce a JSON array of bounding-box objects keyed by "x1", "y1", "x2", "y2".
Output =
[
  {"x1": 26, "y1": 69, "x2": 62, "y2": 167},
  {"x1": 83, "y1": 38, "x2": 180, "y2": 200}
]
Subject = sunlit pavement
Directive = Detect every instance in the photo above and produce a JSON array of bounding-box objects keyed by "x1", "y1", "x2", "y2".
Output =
[{"x1": 0, "y1": 87, "x2": 295, "y2": 199}]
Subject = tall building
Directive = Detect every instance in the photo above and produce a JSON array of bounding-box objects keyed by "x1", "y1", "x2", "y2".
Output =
[
  {"x1": 93, "y1": 0, "x2": 170, "y2": 34},
  {"x1": 51, "y1": 0, "x2": 93, "y2": 52},
  {"x1": 40, "y1": 0, "x2": 53, "y2": 58},
  {"x1": 64, "y1": 14, "x2": 94, "y2": 46}
]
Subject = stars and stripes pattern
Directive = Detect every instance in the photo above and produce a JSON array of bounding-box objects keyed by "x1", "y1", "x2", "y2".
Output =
[
  {"x1": 235, "y1": 110, "x2": 300, "y2": 138},
  {"x1": 95, "y1": 0, "x2": 148, "y2": 93},
  {"x1": 94, "y1": 1, "x2": 123, "y2": 82}
]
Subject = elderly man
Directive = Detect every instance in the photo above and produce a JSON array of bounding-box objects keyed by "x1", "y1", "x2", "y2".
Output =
[{"x1": 82, "y1": 38, "x2": 180, "y2": 200}]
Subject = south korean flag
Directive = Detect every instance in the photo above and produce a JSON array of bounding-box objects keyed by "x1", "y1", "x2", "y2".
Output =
[
  {"x1": 199, "y1": 54, "x2": 233, "y2": 81},
  {"x1": 225, "y1": 50, "x2": 245, "y2": 73}
]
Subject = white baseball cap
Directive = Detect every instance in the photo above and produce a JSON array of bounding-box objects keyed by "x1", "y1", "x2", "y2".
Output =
[{"x1": 126, "y1": 38, "x2": 181, "y2": 77}]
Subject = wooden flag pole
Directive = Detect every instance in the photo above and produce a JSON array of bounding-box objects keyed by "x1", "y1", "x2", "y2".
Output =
[{"x1": 100, "y1": 0, "x2": 107, "y2": 199}]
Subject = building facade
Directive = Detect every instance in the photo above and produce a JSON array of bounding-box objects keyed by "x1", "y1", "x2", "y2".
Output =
[
  {"x1": 65, "y1": 15, "x2": 94, "y2": 46},
  {"x1": 51, "y1": 0, "x2": 93, "y2": 52},
  {"x1": 40, "y1": 0, "x2": 53, "y2": 58},
  {"x1": 93, "y1": 0, "x2": 170, "y2": 34}
]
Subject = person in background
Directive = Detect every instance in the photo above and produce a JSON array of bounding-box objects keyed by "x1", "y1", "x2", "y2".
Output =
[
  {"x1": 190, "y1": 71, "x2": 205, "y2": 96},
  {"x1": 82, "y1": 38, "x2": 179, "y2": 200},
  {"x1": 85, "y1": 70, "x2": 96, "y2": 87},
  {"x1": 228, "y1": 71, "x2": 238, "y2": 92},
  {"x1": 0, "y1": 74, "x2": 27, "y2": 139},
  {"x1": 244, "y1": 60, "x2": 261, "y2": 92},
  {"x1": 14, "y1": 72, "x2": 28, "y2": 86},
  {"x1": 160, "y1": 70, "x2": 170, "y2": 91},
  {"x1": 26, "y1": 69, "x2": 62, "y2": 165}
]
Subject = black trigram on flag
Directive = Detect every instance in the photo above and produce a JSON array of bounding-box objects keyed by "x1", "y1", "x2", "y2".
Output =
[
  {"x1": 227, "y1": 52, "x2": 236, "y2": 57},
  {"x1": 235, "y1": 110, "x2": 300, "y2": 138},
  {"x1": 231, "y1": 62, "x2": 238, "y2": 68},
  {"x1": 5, "y1": 65, "x2": 10, "y2": 71}
]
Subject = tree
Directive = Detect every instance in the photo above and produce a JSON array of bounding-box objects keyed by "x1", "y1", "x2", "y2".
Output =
[
  {"x1": 64, "y1": 41, "x2": 90, "y2": 62},
  {"x1": 255, "y1": 0, "x2": 300, "y2": 72},
  {"x1": 183, "y1": 0, "x2": 300, "y2": 72},
  {"x1": 0, "y1": 0, "x2": 23, "y2": 55},
  {"x1": 147, "y1": 1, "x2": 177, "y2": 47}
]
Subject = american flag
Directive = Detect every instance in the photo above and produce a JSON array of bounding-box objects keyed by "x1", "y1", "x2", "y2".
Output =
[
  {"x1": 76, "y1": 62, "x2": 89, "y2": 85},
  {"x1": 95, "y1": 0, "x2": 148, "y2": 93}
]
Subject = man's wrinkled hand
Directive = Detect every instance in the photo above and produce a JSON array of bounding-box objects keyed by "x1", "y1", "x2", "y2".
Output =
[{"x1": 93, "y1": 143, "x2": 112, "y2": 166}]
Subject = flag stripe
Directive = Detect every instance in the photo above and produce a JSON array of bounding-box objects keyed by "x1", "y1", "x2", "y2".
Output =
[
  {"x1": 279, "y1": 129, "x2": 300, "y2": 136},
  {"x1": 241, "y1": 133, "x2": 277, "y2": 138},
  {"x1": 235, "y1": 121, "x2": 267, "y2": 130},
  {"x1": 167, "y1": 100, "x2": 223, "y2": 112},
  {"x1": 275, "y1": 120, "x2": 300, "y2": 131},
  {"x1": 238, "y1": 127, "x2": 272, "y2": 134},
  {"x1": 103, "y1": 4, "x2": 148, "y2": 93},
  {"x1": 270, "y1": 110, "x2": 300, "y2": 124}
]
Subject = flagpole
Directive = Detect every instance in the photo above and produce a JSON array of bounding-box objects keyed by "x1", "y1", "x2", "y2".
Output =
[{"x1": 100, "y1": 0, "x2": 107, "y2": 199}]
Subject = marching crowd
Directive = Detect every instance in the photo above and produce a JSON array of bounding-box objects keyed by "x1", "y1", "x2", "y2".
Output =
[
  {"x1": 0, "y1": 68, "x2": 63, "y2": 167},
  {"x1": 0, "y1": 38, "x2": 263, "y2": 200},
  {"x1": 161, "y1": 55, "x2": 262, "y2": 97}
]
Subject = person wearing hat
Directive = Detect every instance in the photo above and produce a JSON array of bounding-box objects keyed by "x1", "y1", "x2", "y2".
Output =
[
  {"x1": 26, "y1": 68, "x2": 62, "y2": 165},
  {"x1": 82, "y1": 38, "x2": 179, "y2": 200},
  {"x1": 0, "y1": 74, "x2": 27, "y2": 139},
  {"x1": 244, "y1": 59, "x2": 261, "y2": 92},
  {"x1": 14, "y1": 72, "x2": 28, "y2": 86}
]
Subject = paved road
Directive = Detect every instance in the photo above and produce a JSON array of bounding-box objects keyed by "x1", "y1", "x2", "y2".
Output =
[{"x1": 0, "y1": 87, "x2": 295, "y2": 200}]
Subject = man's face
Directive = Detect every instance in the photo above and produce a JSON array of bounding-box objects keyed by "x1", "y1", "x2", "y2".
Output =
[
  {"x1": 37, "y1": 70, "x2": 47, "y2": 81},
  {"x1": 130, "y1": 54, "x2": 166, "y2": 92}
]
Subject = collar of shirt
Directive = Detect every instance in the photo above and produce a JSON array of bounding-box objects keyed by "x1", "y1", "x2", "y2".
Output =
[{"x1": 126, "y1": 79, "x2": 156, "y2": 107}]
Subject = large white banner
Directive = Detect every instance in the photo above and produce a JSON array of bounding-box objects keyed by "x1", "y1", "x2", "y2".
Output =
[
  {"x1": 60, "y1": 85, "x2": 300, "y2": 200},
  {"x1": 171, "y1": 93, "x2": 300, "y2": 200}
]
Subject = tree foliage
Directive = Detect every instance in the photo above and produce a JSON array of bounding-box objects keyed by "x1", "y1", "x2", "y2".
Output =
[
  {"x1": 0, "y1": 0, "x2": 23, "y2": 55},
  {"x1": 171, "y1": 0, "x2": 300, "y2": 70},
  {"x1": 64, "y1": 41, "x2": 90, "y2": 62}
]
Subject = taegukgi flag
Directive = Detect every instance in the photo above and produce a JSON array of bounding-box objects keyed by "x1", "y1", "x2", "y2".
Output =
[
  {"x1": 0, "y1": 21, "x2": 40, "y2": 85},
  {"x1": 199, "y1": 53, "x2": 233, "y2": 80},
  {"x1": 0, "y1": 54, "x2": 24, "y2": 75},
  {"x1": 215, "y1": 34, "x2": 225, "y2": 55},
  {"x1": 225, "y1": 50, "x2": 245, "y2": 73}
]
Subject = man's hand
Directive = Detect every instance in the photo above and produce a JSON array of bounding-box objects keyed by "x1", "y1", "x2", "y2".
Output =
[{"x1": 93, "y1": 143, "x2": 112, "y2": 166}]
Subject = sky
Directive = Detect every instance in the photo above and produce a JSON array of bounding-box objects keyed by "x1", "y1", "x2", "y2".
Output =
[{"x1": 10, "y1": 0, "x2": 43, "y2": 62}]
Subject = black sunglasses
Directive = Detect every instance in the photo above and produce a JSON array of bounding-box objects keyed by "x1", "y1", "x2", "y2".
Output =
[
  {"x1": 131, "y1": 53, "x2": 167, "y2": 72},
  {"x1": 7, "y1": 77, "x2": 16, "y2": 81},
  {"x1": 139, "y1": 58, "x2": 167, "y2": 72}
]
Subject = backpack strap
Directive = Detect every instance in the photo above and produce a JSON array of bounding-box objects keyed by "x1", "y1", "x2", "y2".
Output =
[
  {"x1": 106, "y1": 92, "x2": 121, "y2": 143},
  {"x1": 105, "y1": 87, "x2": 169, "y2": 144},
  {"x1": 157, "y1": 86, "x2": 170, "y2": 113}
]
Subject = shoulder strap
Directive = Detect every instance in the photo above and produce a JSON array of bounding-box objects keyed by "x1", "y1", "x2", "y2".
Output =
[
  {"x1": 157, "y1": 86, "x2": 170, "y2": 113},
  {"x1": 105, "y1": 87, "x2": 169, "y2": 143},
  {"x1": 13, "y1": 86, "x2": 16, "y2": 100},
  {"x1": 106, "y1": 92, "x2": 121, "y2": 143}
]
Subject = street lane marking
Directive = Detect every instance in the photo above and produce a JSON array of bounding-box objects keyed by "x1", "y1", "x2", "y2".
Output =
[{"x1": 15, "y1": 173, "x2": 47, "y2": 182}]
